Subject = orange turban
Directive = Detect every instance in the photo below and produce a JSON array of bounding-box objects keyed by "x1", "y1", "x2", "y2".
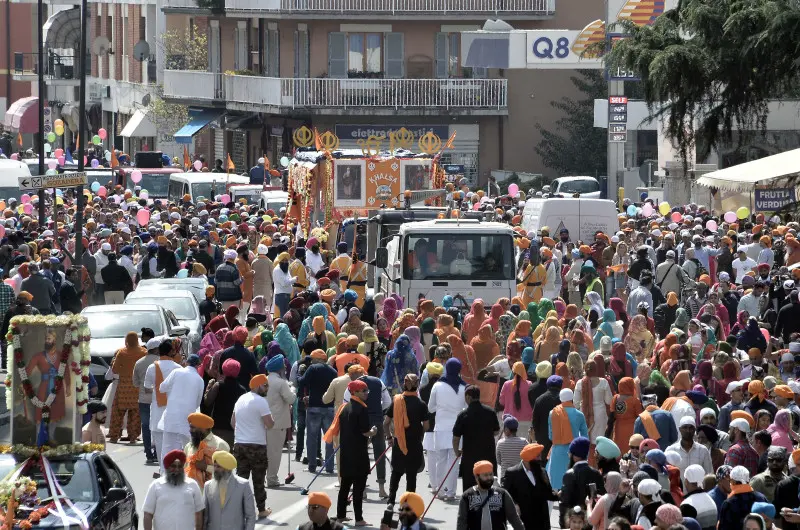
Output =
[
  {"x1": 187, "y1": 412, "x2": 214, "y2": 429},
  {"x1": 774, "y1": 385, "x2": 794, "y2": 399},
  {"x1": 311, "y1": 349, "x2": 327, "y2": 361},
  {"x1": 520, "y1": 444, "x2": 544, "y2": 461},
  {"x1": 473, "y1": 460, "x2": 493, "y2": 475},
  {"x1": 399, "y1": 492, "x2": 424, "y2": 517},
  {"x1": 308, "y1": 492, "x2": 331, "y2": 509},
  {"x1": 698, "y1": 274, "x2": 711, "y2": 287},
  {"x1": 748, "y1": 380, "x2": 767, "y2": 401},
  {"x1": 731, "y1": 410, "x2": 755, "y2": 429},
  {"x1": 249, "y1": 374, "x2": 268, "y2": 390}
]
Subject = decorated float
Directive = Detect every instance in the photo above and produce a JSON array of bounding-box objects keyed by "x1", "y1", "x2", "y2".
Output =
[{"x1": 0, "y1": 314, "x2": 95, "y2": 529}]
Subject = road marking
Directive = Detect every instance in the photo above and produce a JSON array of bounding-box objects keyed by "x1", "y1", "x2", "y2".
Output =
[{"x1": 255, "y1": 481, "x2": 338, "y2": 528}]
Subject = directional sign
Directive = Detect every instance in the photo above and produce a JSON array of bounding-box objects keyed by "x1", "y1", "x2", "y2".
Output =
[{"x1": 19, "y1": 172, "x2": 88, "y2": 191}]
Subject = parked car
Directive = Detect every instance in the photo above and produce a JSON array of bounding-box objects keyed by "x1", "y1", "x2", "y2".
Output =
[
  {"x1": 550, "y1": 176, "x2": 602, "y2": 198},
  {"x1": 0, "y1": 451, "x2": 136, "y2": 530},
  {"x1": 136, "y1": 278, "x2": 208, "y2": 304},
  {"x1": 124, "y1": 290, "x2": 202, "y2": 353}
]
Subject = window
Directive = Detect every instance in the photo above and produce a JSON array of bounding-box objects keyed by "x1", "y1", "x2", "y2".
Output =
[
  {"x1": 86, "y1": 311, "x2": 165, "y2": 338},
  {"x1": 435, "y1": 32, "x2": 486, "y2": 79},
  {"x1": 169, "y1": 179, "x2": 184, "y2": 201},
  {"x1": 328, "y1": 32, "x2": 403, "y2": 78},
  {"x1": 402, "y1": 232, "x2": 515, "y2": 281},
  {"x1": 557, "y1": 179, "x2": 600, "y2": 194},
  {"x1": 294, "y1": 29, "x2": 309, "y2": 78},
  {"x1": 264, "y1": 27, "x2": 279, "y2": 77}
]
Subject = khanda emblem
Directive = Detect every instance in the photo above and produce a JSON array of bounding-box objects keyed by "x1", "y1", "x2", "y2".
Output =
[
  {"x1": 389, "y1": 127, "x2": 415, "y2": 151},
  {"x1": 357, "y1": 135, "x2": 383, "y2": 157},
  {"x1": 318, "y1": 131, "x2": 340, "y2": 151},
  {"x1": 417, "y1": 131, "x2": 442, "y2": 155},
  {"x1": 293, "y1": 126, "x2": 314, "y2": 147}
]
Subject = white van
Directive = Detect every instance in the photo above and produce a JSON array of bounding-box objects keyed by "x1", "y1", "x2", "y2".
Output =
[
  {"x1": 0, "y1": 159, "x2": 32, "y2": 200},
  {"x1": 522, "y1": 197, "x2": 618, "y2": 242},
  {"x1": 551, "y1": 176, "x2": 602, "y2": 198},
  {"x1": 168, "y1": 173, "x2": 250, "y2": 203},
  {"x1": 228, "y1": 185, "x2": 288, "y2": 211}
]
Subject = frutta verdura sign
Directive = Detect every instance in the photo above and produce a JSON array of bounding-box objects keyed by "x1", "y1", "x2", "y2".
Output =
[{"x1": 754, "y1": 188, "x2": 796, "y2": 212}]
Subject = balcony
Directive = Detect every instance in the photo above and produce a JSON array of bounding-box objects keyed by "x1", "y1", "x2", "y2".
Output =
[
  {"x1": 163, "y1": 0, "x2": 223, "y2": 11},
  {"x1": 13, "y1": 51, "x2": 82, "y2": 84},
  {"x1": 224, "y1": 0, "x2": 554, "y2": 18},
  {"x1": 165, "y1": 69, "x2": 506, "y2": 114}
]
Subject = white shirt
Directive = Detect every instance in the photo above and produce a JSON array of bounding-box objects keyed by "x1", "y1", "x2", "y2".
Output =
[
  {"x1": 157, "y1": 366, "x2": 204, "y2": 436},
  {"x1": 144, "y1": 359, "x2": 180, "y2": 433},
  {"x1": 142, "y1": 476, "x2": 203, "y2": 530},
  {"x1": 93, "y1": 250, "x2": 109, "y2": 284},
  {"x1": 427, "y1": 381, "x2": 466, "y2": 450},
  {"x1": 732, "y1": 257, "x2": 758, "y2": 282},
  {"x1": 233, "y1": 391, "x2": 272, "y2": 445},
  {"x1": 665, "y1": 441, "x2": 713, "y2": 476},
  {"x1": 306, "y1": 251, "x2": 325, "y2": 275},
  {"x1": 120, "y1": 255, "x2": 137, "y2": 281},
  {"x1": 272, "y1": 267, "x2": 295, "y2": 296},
  {"x1": 737, "y1": 293, "x2": 761, "y2": 319}
]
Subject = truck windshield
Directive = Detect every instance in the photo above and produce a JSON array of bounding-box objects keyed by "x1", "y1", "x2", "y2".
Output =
[{"x1": 402, "y1": 232, "x2": 515, "y2": 281}]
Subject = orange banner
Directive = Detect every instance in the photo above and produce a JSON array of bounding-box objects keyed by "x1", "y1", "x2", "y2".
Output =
[
  {"x1": 606, "y1": 263, "x2": 628, "y2": 273},
  {"x1": 365, "y1": 159, "x2": 401, "y2": 207}
]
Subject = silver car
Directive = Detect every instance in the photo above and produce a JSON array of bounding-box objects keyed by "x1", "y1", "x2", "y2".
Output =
[
  {"x1": 136, "y1": 278, "x2": 209, "y2": 303},
  {"x1": 124, "y1": 290, "x2": 203, "y2": 353}
]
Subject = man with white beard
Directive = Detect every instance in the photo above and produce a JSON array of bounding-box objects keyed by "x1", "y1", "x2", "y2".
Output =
[
  {"x1": 142, "y1": 450, "x2": 203, "y2": 530},
  {"x1": 203, "y1": 450, "x2": 257, "y2": 530}
]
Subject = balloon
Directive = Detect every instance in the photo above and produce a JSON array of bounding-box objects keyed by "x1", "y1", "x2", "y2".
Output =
[
  {"x1": 507, "y1": 183, "x2": 519, "y2": 197},
  {"x1": 642, "y1": 203, "x2": 654, "y2": 217},
  {"x1": 55, "y1": 189, "x2": 63, "y2": 196},
  {"x1": 98, "y1": 128, "x2": 107, "y2": 140},
  {"x1": 83, "y1": 156, "x2": 87, "y2": 165},
  {"x1": 43, "y1": 143, "x2": 51, "y2": 153},
  {"x1": 737, "y1": 206, "x2": 750, "y2": 220},
  {"x1": 9, "y1": 153, "x2": 18, "y2": 160},
  {"x1": 22, "y1": 203, "x2": 32, "y2": 215},
  {"x1": 90, "y1": 159, "x2": 99, "y2": 168},
  {"x1": 220, "y1": 194, "x2": 231, "y2": 204},
  {"x1": 57, "y1": 156, "x2": 65, "y2": 166},
  {"x1": 54, "y1": 124, "x2": 64, "y2": 136},
  {"x1": 626, "y1": 204, "x2": 637, "y2": 217},
  {"x1": 97, "y1": 186, "x2": 107, "y2": 198},
  {"x1": 45, "y1": 169, "x2": 57, "y2": 176},
  {"x1": 280, "y1": 156, "x2": 290, "y2": 168},
  {"x1": 47, "y1": 160, "x2": 57, "y2": 170},
  {"x1": 658, "y1": 202, "x2": 670, "y2": 215},
  {"x1": 140, "y1": 191, "x2": 149, "y2": 200},
  {"x1": 706, "y1": 220, "x2": 718, "y2": 232},
  {"x1": 131, "y1": 170, "x2": 143, "y2": 184},
  {"x1": 105, "y1": 150, "x2": 112, "y2": 161},
  {"x1": 671, "y1": 211, "x2": 682, "y2": 223},
  {"x1": 92, "y1": 135, "x2": 102, "y2": 145},
  {"x1": 46, "y1": 132, "x2": 56, "y2": 143},
  {"x1": 193, "y1": 160, "x2": 202, "y2": 170},
  {"x1": 723, "y1": 211, "x2": 737, "y2": 223},
  {"x1": 54, "y1": 148, "x2": 63, "y2": 159},
  {"x1": 137, "y1": 209, "x2": 150, "y2": 226},
  {"x1": 20, "y1": 194, "x2": 30, "y2": 204},
  {"x1": 473, "y1": 202, "x2": 481, "y2": 211},
  {"x1": 0, "y1": 225, "x2": 6, "y2": 238},
  {"x1": 56, "y1": 197, "x2": 64, "y2": 206},
  {"x1": 54, "y1": 119, "x2": 63, "y2": 129},
  {"x1": 176, "y1": 269, "x2": 189, "y2": 279},
  {"x1": 90, "y1": 181, "x2": 101, "y2": 192}
]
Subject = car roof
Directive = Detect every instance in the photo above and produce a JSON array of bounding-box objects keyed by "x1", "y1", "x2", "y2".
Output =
[
  {"x1": 137, "y1": 278, "x2": 207, "y2": 285},
  {"x1": 127, "y1": 289, "x2": 195, "y2": 299},
  {"x1": 82, "y1": 303, "x2": 164, "y2": 313}
]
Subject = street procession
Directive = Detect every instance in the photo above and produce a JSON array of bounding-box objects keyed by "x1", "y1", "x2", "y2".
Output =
[{"x1": 4, "y1": 0, "x2": 800, "y2": 528}]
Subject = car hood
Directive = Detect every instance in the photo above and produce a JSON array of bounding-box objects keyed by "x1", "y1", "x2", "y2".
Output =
[
  {"x1": 88, "y1": 337, "x2": 126, "y2": 357},
  {"x1": 178, "y1": 317, "x2": 202, "y2": 332},
  {"x1": 34, "y1": 502, "x2": 98, "y2": 528}
]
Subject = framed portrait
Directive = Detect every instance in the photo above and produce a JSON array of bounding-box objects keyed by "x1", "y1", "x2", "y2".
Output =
[
  {"x1": 334, "y1": 159, "x2": 366, "y2": 208},
  {"x1": 400, "y1": 160, "x2": 433, "y2": 191}
]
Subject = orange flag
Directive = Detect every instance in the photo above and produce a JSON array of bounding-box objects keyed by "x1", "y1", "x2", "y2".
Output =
[
  {"x1": 183, "y1": 145, "x2": 191, "y2": 170},
  {"x1": 226, "y1": 153, "x2": 235, "y2": 172},
  {"x1": 75, "y1": 134, "x2": 80, "y2": 150},
  {"x1": 110, "y1": 150, "x2": 119, "y2": 168},
  {"x1": 314, "y1": 128, "x2": 323, "y2": 151},
  {"x1": 16, "y1": 133, "x2": 22, "y2": 147}
]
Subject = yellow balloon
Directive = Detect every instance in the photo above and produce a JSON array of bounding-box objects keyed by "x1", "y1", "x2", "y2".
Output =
[
  {"x1": 54, "y1": 124, "x2": 65, "y2": 136},
  {"x1": 56, "y1": 197, "x2": 64, "y2": 205},
  {"x1": 17, "y1": 206, "x2": 24, "y2": 214},
  {"x1": 658, "y1": 202, "x2": 671, "y2": 215},
  {"x1": 737, "y1": 206, "x2": 750, "y2": 220}
]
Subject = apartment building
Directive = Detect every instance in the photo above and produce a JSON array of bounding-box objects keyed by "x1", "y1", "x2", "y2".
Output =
[
  {"x1": 0, "y1": 3, "x2": 36, "y2": 126},
  {"x1": 160, "y1": 0, "x2": 603, "y2": 182}
]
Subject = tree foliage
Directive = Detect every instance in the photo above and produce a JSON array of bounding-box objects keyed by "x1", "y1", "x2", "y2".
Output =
[
  {"x1": 535, "y1": 70, "x2": 608, "y2": 177},
  {"x1": 603, "y1": 0, "x2": 800, "y2": 165},
  {"x1": 158, "y1": 24, "x2": 208, "y2": 71},
  {"x1": 147, "y1": 87, "x2": 188, "y2": 136}
]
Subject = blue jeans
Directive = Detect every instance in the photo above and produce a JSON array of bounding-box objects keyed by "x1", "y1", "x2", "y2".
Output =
[
  {"x1": 275, "y1": 293, "x2": 290, "y2": 317},
  {"x1": 139, "y1": 402, "x2": 154, "y2": 459},
  {"x1": 306, "y1": 407, "x2": 334, "y2": 473}
]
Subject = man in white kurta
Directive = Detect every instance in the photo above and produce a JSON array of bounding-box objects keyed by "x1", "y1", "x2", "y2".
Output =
[
  {"x1": 264, "y1": 355, "x2": 296, "y2": 487},
  {"x1": 144, "y1": 342, "x2": 182, "y2": 475},
  {"x1": 157, "y1": 359, "x2": 204, "y2": 477},
  {"x1": 425, "y1": 378, "x2": 466, "y2": 501}
]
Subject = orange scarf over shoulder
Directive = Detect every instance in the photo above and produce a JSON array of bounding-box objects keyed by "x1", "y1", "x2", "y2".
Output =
[
  {"x1": 393, "y1": 391, "x2": 418, "y2": 455},
  {"x1": 551, "y1": 402, "x2": 575, "y2": 445},
  {"x1": 324, "y1": 396, "x2": 368, "y2": 444},
  {"x1": 660, "y1": 395, "x2": 692, "y2": 412},
  {"x1": 638, "y1": 411, "x2": 661, "y2": 441},
  {"x1": 186, "y1": 440, "x2": 215, "y2": 487},
  {"x1": 729, "y1": 484, "x2": 754, "y2": 498}
]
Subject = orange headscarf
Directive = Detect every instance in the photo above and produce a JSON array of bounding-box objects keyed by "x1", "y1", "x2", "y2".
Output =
[
  {"x1": 551, "y1": 400, "x2": 576, "y2": 445},
  {"x1": 449, "y1": 334, "x2": 477, "y2": 385},
  {"x1": 470, "y1": 324, "x2": 500, "y2": 369},
  {"x1": 556, "y1": 362, "x2": 574, "y2": 390}
]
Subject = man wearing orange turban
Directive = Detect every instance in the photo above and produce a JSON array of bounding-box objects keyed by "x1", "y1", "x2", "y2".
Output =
[
  {"x1": 457, "y1": 460, "x2": 524, "y2": 530},
  {"x1": 501, "y1": 443, "x2": 557, "y2": 530},
  {"x1": 185, "y1": 412, "x2": 229, "y2": 488}
]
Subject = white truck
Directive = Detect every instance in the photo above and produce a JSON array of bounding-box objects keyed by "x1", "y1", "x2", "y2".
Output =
[{"x1": 375, "y1": 219, "x2": 516, "y2": 307}]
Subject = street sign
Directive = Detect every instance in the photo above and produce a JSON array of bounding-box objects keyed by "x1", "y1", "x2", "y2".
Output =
[
  {"x1": 43, "y1": 107, "x2": 52, "y2": 134},
  {"x1": 19, "y1": 172, "x2": 88, "y2": 191}
]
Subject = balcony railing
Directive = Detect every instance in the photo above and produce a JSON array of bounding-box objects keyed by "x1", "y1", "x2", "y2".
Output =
[
  {"x1": 163, "y1": 0, "x2": 223, "y2": 9},
  {"x1": 225, "y1": 0, "x2": 554, "y2": 14},
  {"x1": 164, "y1": 70, "x2": 224, "y2": 100},
  {"x1": 14, "y1": 51, "x2": 81, "y2": 81}
]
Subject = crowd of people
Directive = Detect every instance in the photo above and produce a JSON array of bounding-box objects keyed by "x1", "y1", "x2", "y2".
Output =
[{"x1": 7, "y1": 179, "x2": 800, "y2": 530}]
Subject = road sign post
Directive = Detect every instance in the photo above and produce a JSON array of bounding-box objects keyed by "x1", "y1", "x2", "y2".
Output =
[{"x1": 18, "y1": 172, "x2": 89, "y2": 191}]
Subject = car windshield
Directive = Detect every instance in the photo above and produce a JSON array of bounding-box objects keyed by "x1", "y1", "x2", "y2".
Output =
[
  {"x1": 128, "y1": 297, "x2": 197, "y2": 320},
  {"x1": 86, "y1": 311, "x2": 164, "y2": 338},
  {"x1": 403, "y1": 232, "x2": 515, "y2": 281},
  {"x1": 264, "y1": 199, "x2": 287, "y2": 211},
  {"x1": 192, "y1": 182, "x2": 225, "y2": 200},
  {"x1": 558, "y1": 179, "x2": 599, "y2": 194},
  {"x1": 342, "y1": 223, "x2": 367, "y2": 260},
  {"x1": 138, "y1": 174, "x2": 171, "y2": 197},
  {"x1": 232, "y1": 190, "x2": 262, "y2": 203},
  {"x1": 7, "y1": 458, "x2": 96, "y2": 502}
]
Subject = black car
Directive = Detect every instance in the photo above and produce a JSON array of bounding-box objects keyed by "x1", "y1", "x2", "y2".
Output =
[{"x1": 0, "y1": 451, "x2": 136, "y2": 529}]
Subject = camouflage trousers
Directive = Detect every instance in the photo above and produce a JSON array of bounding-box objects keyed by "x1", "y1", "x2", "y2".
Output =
[{"x1": 233, "y1": 443, "x2": 268, "y2": 510}]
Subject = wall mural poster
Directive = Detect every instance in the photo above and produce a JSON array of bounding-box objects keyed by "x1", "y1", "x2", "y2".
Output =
[
  {"x1": 400, "y1": 160, "x2": 433, "y2": 191},
  {"x1": 366, "y1": 159, "x2": 402, "y2": 208},
  {"x1": 334, "y1": 159, "x2": 367, "y2": 208}
]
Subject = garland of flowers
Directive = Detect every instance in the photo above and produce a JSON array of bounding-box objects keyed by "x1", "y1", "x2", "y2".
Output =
[
  {"x1": 0, "y1": 443, "x2": 105, "y2": 459},
  {"x1": 73, "y1": 322, "x2": 91, "y2": 415},
  {"x1": 323, "y1": 157, "x2": 334, "y2": 225}
]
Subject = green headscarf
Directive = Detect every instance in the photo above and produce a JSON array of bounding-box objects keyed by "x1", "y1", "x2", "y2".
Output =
[
  {"x1": 527, "y1": 302, "x2": 542, "y2": 329},
  {"x1": 518, "y1": 310, "x2": 530, "y2": 323},
  {"x1": 537, "y1": 298, "x2": 554, "y2": 321},
  {"x1": 673, "y1": 307, "x2": 690, "y2": 332},
  {"x1": 254, "y1": 329, "x2": 274, "y2": 360},
  {"x1": 649, "y1": 369, "x2": 670, "y2": 388}
]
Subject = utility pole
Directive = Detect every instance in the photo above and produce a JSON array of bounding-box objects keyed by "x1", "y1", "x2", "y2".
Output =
[
  {"x1": 74, "y1": 0, "x2": 88, "y2": 263},
  {"x1": 37, "y1": 0, "x2": 45, "y2": 225}
]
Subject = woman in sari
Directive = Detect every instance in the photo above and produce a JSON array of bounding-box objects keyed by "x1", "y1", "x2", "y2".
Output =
[
  {"x1": 693, "y1": 360, "x2": 724, "y2": 405},
  {"x1": 535, "y1": 326, "x2": 562, "y2": 363},
  {"x1": 767, "y1": 409, "x2": 796, "y2": 452},
  {"x1": 435, "y1": 313, "x2": 458, "y2": 342},
  {"x1": 470, "y1": 324, "x2": 500, "y2": 370},
  {"x1": 507, "y1": 319, "x2": 533, "y2": 349},
  {"x1": 607, "y1": 377, "x2": 643, "y2": 452},
  {"x1": 672, "y1": 307, "x2": 690, "y2": 334},
  {"x1": 462, "y1": 299, "x2": 488, "y2": 343},
  {"x1": 585, "y1": 291, "x2": 605, "y2": 332},
  {"x1": 593, "y1": 309, "x2": 617, "y2": 349},
  {"x1": 573, "y1": 358, "x2": 613, "y2": 446},
  {"x1": 731, "y1": 310, "x2": 749, "y2": 335},
  {"x1": 448, "y1": 333, "x2": 478, "y2": 385},
  {"x1": 537, "y1": 298, "x2": 555, "y2": 322},
  {"x1": 608, "y1": 342, "x2": 632, "y2": 387},
  {"x1": 381, "y1": 334, "x2": 419, "y2": 394},
  {"x1": 556, "y1": 362, "x2": 575, "y2": 391},
  {"x1": 482, "y1": 303, "x2": 505, "y2": 332},
  {"x1": 569, "y1": 324, "x2": 593, "y2": 362},
  {"x1": 526, "y1": 302, "x2": 542, "y2": 331},
  {"x1": 624, "y1": 315, "x2": 655, "y2": 363}
]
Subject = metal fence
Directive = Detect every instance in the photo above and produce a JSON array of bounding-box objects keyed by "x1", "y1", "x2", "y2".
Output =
[{"x1": 226, "y1": 0, "x2": 554, "y2": 13}]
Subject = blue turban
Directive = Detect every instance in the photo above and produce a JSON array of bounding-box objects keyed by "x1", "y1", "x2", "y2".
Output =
[
  {"x1": 266, "y1": 354, "x2": 285, "y2": 373},
  {"x1": 442, "y1": 295, "x2": 454, "y2": 309},
  {"x1": 120, "y1": 245, "x2": 134, "y2": 256},
  {"x1": 546, "y1": 375, "x2": 563, "y2": 388},
  {"x1": 751, "y1": 502, "x2": 776, "y2": 519},
  {"x1": 521, "y1": 347, "x2": 534, "y2": 368},
  {"x1": 646, "y1": 449, "x2": 667, "y2": 473},
  {"x1": 681, "y1": 519, "x2": 701, "y2": 530},
  {"x1": 337, "y1": 242, "x2": 348, "y2": 253},
  {"x1": 638, "y1": 463, "x2": 658, "y2": 481},
  {"x1": 686, "y1": 390, "x2": 708, "y2": 405},
  {"x1": 569, "y1": 437, "x2": 590, "y2": 459},
  {"x1": 344, "y1": 289, "x2": 358, "y2": 302},
  {"x1": 502, "y1": 414, "x2": 519, "y2": 431},
  {"x1": 187, "y1": 354, "x2": 200, "y2": 367}
]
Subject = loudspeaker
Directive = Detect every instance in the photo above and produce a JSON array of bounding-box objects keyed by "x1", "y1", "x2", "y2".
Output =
[{"x1": 135, "y1": 151, "x2": 164, "y2": 168}]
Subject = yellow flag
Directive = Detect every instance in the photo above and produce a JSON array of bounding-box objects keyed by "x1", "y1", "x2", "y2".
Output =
[{"x1": 226, "y1": 153, "x2": 235, "y2": 172}]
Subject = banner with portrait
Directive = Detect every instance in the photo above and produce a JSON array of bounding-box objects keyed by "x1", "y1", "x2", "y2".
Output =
[{"x1": 334, "y1": 159, "x2": 367, "y2": 208}]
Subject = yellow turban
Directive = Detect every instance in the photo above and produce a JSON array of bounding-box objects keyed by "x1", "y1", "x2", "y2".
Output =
[
  {"x1": 212, "y1": 450, "x2": 237, "y2": 471},
  {"x1": 426, "y1": 362, "x2": 444, "y2": 376},
  {"x1": 399, "y1": 492, "x2": 425, "y2": 518},
  {"x1": 187, "y1": 412, "x2": 214, "y2": 429}
]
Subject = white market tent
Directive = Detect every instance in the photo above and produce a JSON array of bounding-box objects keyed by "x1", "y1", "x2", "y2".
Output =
[{"x1": 696, "y1": 147, "x2": 800, "y2": 191}]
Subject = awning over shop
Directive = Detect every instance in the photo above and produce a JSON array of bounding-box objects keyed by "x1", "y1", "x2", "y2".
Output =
[
  {"x1": 4, "y1": 97, "x2": 38, "y2": 133},
  {"x1": 174, "y1": 108, "x2": 224, "y2": 145},
  {"x1": 696, "y1": 148, "x2": 800, "y2": 191},
  {"x1": 44, "y1": 7, "x2": 80, "y2": 50},
  {"x1": 120, "y1": 109, "x2": 157, "y2": 138}
]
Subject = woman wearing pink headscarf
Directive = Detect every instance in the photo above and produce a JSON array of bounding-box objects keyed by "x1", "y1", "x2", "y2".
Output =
[
  {"x1": 767, "y1": 409, "x2": 795, "y2": 452},
  {"x1": 380, "y1": 297, "x2": 398, "y2": 326},
  {"x1": 481, "y1": 303, "x2": 504, "y2": 333},
  {"x1": 462, "y1": 299, "x2": 487, "y2": 343},
  {"x1": 404, "y1": 325, "x2": 425, "y2": 365}
]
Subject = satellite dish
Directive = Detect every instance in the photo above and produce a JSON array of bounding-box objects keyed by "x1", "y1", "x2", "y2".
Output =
[
  {"x1": 91, "y1": 36, "x2": 111, "y2": 56},
  {"x1": 141, "y1": 93, "x2": 152, "y2": 107},
  {"x1": 482, "y1": 19, "x2": 514, "y2": 31},
  {"x1": 133, "y1": 40, "x2": 150, "y2": 62}
]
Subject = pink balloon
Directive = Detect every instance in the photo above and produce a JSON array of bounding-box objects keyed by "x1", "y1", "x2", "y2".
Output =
[
  {"x1": 723, "y1": 211, "x2": 737, "y2": 223},
  {"x1": 54, "y1": 148, "x2": 64, "y2": 158},
  {"x1": 9, "y1": 153, "x2": 18, "y2": 160},
  {"x1": 220, "y1": 194, "x2": 231, "y2": 204},
  {"x1": 507, "y1": 183, "x2": 519, "y2": 197},
  {"x1": 20, "y1": 194, "x2": 30, "y2": 204},
  {"x1": 642, "y1": 203, "x2": 654, "y2": 217},
  {"x1": 473, "y1": 202, "x2": 480, "y2": 211},
  {"x1": 706, "y1": 220, "x2": 718, "y2": 232},
  {"x1": 98, "y1": 128, "x2": 107, "y2": 140},
  {"x1": 97, "y1": 186, "x2": 107, "y2": 197},
  {"x1": 22, "y1": 203, "x2": 32, "y2": 215},
  {"x1": 83, "y1": 156, "x2": 87, "y2": 165},
  {"x1": 0, "y1": 225, "x2": 6, "y2": 238},
  {"x1": 57, "y1": 156, "x2": 65, "y2": 166},
  {"x1": 140, "y1": 191, "x2": 149, "y2": 200},
  {"x1": 193, "y1": 160, "x2": 202, "y2": 171},
  {"x1": 137, "y1": 209, "x2": 150, "y2": 226},
  {"x1": 131, "y1": 170, "x2": 143, "y2": 184},
  {"x1": 671, "y1": 211, "x2": 682, "y2": 223},
  {"x1": 48, "y1": 160, "x2": 58, "y2": 170}
]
